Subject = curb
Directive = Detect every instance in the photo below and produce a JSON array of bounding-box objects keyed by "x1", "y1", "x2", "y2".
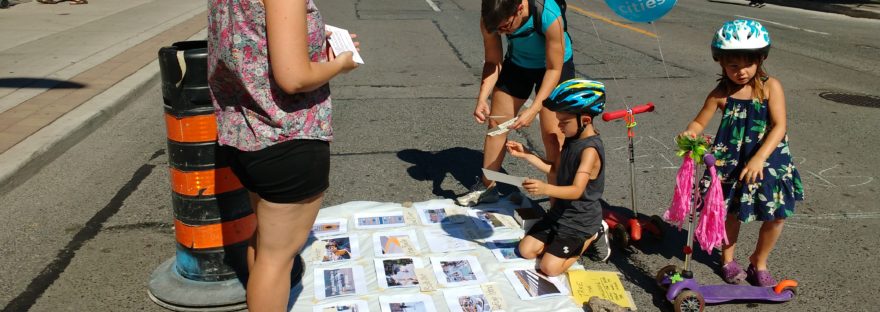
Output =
[
  {"x1": 0, "y1": 60, "x2": 161, "y2": 197},
  {"x1": 767, "y1": 0, "x2": 880, "y2": 19}
]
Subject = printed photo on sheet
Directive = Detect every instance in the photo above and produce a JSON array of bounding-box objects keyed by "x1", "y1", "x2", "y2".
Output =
[
  {"x1": 431, "y1": 255, "x2": 487, "y2": 287},
  {"x1": 487, "y1": 238, "x2": 524, "y2": 262},
  {"x1": 354, "y1": 211, "x2": 407, "y2": 229},
  {"x1": 374, "y1": 257, "x2": 424, "y2": 289},
  {"x1": 443, "y1": 287, "x2": 496, "y2": 312},
  {"x1": 312, "y1": 218, "x2": 348, "y2": 237},
  {"x1": 314, "y1": 266, "x2": 367, "y2": 300},
  {"x1": 379, "y1": 294, "x2": 438, "y2": 312},
  {"x1": 503, "y1": 268, "x2": 569, "y2": 300},
  {"x1": 467, "y1": 209, "x2": 510, "y2": 229},
  {"x1": 316, "y1": 235, "x2": 360, "y2": 263},
  {"x1": 314, "y1": 300, "x2": 369, "y2": 312},
  {"x1": 372, "y1": 230, "x2": 420, "y2": 257}
]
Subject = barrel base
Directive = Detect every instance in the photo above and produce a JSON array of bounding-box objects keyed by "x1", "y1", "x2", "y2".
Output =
[{"x1": 148, "y1": 257, "x2": 247, "y2": 312}]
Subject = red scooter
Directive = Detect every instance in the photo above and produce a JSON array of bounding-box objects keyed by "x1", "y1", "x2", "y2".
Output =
[{"x1": 601, "y1": 102, "x2": 663, "y2": 247}]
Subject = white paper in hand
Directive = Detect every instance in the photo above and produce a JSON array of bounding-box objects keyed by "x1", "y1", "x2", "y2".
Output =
[
  {"x1": 482, "y1": 168, "x2": 526, "y2": 187},
  {"x1": 325, "y1": 25, "x2": 364, "y2": 64}
]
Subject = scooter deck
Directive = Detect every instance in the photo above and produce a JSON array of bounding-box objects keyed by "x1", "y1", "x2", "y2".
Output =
[{"x1": 696, "y1": 284, "x2": 795, "y2": 304}]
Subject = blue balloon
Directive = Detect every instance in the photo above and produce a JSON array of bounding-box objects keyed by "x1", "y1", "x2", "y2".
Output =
[{"x1": 604, "y1": 0, "x2": 677, "y2": 23}]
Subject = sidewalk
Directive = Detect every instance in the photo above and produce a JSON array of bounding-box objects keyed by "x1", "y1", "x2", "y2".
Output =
[
  {"x1": 767, "y1": 0, "x2": 880, "y2": 19},
  {"x1": 0, "y1": 0, "x2": 206, "y2": 195}
]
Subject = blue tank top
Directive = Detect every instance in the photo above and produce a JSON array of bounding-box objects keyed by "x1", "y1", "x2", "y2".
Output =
[{"x1": 506, "y1": 0, "x2": 573, "y2": 69}]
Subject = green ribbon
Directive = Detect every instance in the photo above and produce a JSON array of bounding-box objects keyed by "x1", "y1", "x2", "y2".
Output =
[{"x1": 675, "y1": 135, "x2": 712, "y2": 165}]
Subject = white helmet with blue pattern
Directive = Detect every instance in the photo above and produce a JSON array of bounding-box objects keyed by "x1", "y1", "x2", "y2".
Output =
[{"x1": 711, "y1": 19, "x2": 771, "y2": 60}]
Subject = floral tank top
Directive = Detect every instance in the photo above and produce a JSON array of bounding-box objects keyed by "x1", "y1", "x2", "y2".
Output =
[{"x1": 208, "y1": 0, "x2": 332, "y2": 151}]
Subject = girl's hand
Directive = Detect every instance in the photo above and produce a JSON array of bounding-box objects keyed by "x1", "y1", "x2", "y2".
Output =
[
  {"x1": 510, "y1": 107, "x2": 538, "y2": 129},
  {"x1": 474, "y1": 100, "x2": 490, "y2": 123},
  {"x1": 739, "y1": 158, "x2": 765, "y2": 184},
  {"x1": 522, "y1": 178, "x2": 547, "y2": 196},
  {"x1": 678, "y1": 130, "x2": 698, "y2": 140},
  {"x1": 505, "y1": 141, "x2": 528, "y2": 158}
]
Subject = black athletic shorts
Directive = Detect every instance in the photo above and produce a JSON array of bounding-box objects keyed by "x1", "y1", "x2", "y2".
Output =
[
  {"x1": 525, "y1": 215, "x2": 596, "y2": 259},
  {"x1": 496, "y1": 57, "x2": 576, "y2": 100},
  {"x1": 224, "y1": 139, "x2": 330, "y2": 204}
]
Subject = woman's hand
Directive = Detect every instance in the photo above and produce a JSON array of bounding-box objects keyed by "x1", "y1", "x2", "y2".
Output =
[
  {"x1": 739, "y1": 158, "x2": 765, "y2": 184},
  {"x1": 326, "y1": 32, "x2": 359, "y2": 73},
  {"x1": 505, "y1": 141, "x2": 528, "y2": 158},
  {"x1": 510, "y1": 107, "x2": 538, "y2": 129},
  {"x1": 522, "y1": 178, "x2": 547, "y2": 196},
  {"x1": 474, "y1": 99, "x2": 490, "y2": 123}
]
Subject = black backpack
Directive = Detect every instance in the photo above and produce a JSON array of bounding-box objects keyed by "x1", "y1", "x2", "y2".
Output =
[{"x1": 510, "y1": 0, "x2": 568, "y2": 38}]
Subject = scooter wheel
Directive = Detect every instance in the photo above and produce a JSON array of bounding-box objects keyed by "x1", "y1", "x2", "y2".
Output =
[
  {"x1": 673, "y1": 290, "x2": 704, "y2": 312},
  {"x1": 611, "y1": 223, "x2": 629, "y2": 248},
  {"x1": 655, "y1": 265, "x2": 678, "y2": 290}
]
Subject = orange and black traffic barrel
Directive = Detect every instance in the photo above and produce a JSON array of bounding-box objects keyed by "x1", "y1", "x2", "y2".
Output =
[{"x1": 148, "y1": 40, "x2": 253, "y2": 311}]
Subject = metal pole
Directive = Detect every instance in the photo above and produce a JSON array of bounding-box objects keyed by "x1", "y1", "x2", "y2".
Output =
[{"x1": 682, "y1": 153, "x2": 701, "y2": 272}]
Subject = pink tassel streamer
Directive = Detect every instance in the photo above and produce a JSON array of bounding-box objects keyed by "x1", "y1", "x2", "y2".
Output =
[
  {"x1": 663, "y1": 153, "x2": 694, "y2": 228},
  {"x1": 694, "y1": 163, "x2": 729, "y2": 252}
]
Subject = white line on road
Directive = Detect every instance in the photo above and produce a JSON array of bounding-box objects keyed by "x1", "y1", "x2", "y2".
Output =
[
  {"x1": 785, "y1": 221, "x2": 832, "y2": 231},
  {"x1": 790, "y1": 212, "x2": 880, "y2": 220},
  {"x1": 425, "y1": 0, "x2": 441, "y2": 12},
  {"x1": 735, "y1": 15, "x2": 830, "y2": 36}
]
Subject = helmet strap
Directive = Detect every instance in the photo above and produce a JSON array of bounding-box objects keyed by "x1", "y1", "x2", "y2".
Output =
[{"x1": 574, "y1": 113, "x2": 586, "y2": 138}]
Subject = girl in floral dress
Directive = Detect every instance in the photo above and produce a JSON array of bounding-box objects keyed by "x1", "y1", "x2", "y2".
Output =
[{"x1": 679, "y1": 19, "x2": 804, "y2": 287}]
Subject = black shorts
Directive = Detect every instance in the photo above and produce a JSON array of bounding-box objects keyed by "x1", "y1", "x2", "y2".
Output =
[
  {"x1": 496, "y1": 58, "x2": 576, "y2": 100},
  {"x1": 224, "y1": 139, "x2": 330, "y2": 204},
  {"x1": 525, "y1": 216, "x2": 595, "y2": 259}
]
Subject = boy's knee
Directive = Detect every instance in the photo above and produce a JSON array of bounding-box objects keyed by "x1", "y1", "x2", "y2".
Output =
[{"x1": 539, "y1": 262, "x2": 564, "y2": 277}]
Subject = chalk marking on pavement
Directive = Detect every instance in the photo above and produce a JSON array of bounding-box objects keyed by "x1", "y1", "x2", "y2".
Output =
[
  {"x1": 790, "y1": 212, "x2": 880, "y2": 220},
  {"x1": 425, "y1": 0, "x2": 441, "y2": 12},
  {"x1": 568, "y1": 4, "x2": 657, "y2": 38},
  {"x1": 734, "y1": 15, "x2": 830, "y2": 36},
  {"x1": 785, "y1": 221, "x2": 832, "y2": 231}
]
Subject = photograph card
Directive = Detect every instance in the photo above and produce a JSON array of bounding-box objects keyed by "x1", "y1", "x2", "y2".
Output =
[
  {"x1": 372, "y1": 230, "x2": 421, "y2": 257},
  {"x1": 354, "y1": 211, "x2": 407, "y2": 229},
  {"x1": 416, "y1": 206, "x2": 468, "y2": 225},
  {"x1": 503, "y1": 268, "x2": 569, "y2": 300},
  {"x1": 314, "y1": 266, "x2": 368, "y2": 301},
  {"x1": 379, "y1": 294, "x2": 438, "y2": 312},
  {"x1": 314, "y1": 300, "x2": 369, "y2": 312},
  {"x1": 487, "y1": 238, "x2": 524, "y2": 262},
  {"x1": 312, "y1": 218, "x2": 348, "y2": 237},
  {"x1": 443, "y1": 286, "x2": 499, "y2": 312},
  {"x1": 431, "y1": 255, "x2": 488, "y2": 287},
  {"x1": 374, "y1": 257, "x2": 425, "y2": 289},
  {"x1": 314, "y1": 235, "x2": 360, "y2": 263},
  {"x1": 423, "y1": 228, "x2": 478, "y2": 253},
  {"x1": 467, "y1": 209, "x2": 517, "y2": 229}
]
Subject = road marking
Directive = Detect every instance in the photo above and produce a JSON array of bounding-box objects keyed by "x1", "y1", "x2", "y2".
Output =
[
  {"x1": 785, "y1": 221, "x2": 832, "y2": 231},
  {"x1": 425, "y1": 0, "x2": 440, "y2": 12},
  {"x1": 790, "y1": 212, "x2": 880, "y2": 220},
  {"x1": 567, "y1": 4, "x2": 657, "y2": 38},
  {"x1": 734, "y1": 15, "x2": 830, "y2": 36}
]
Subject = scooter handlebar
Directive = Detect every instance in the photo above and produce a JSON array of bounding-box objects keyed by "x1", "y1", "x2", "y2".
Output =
[
  {"x1": 704, "y1": 154, "x2": 716, "y2": 165},
  {"x1": 602, "y1": 102, "x2": 654, "y2": 121}
]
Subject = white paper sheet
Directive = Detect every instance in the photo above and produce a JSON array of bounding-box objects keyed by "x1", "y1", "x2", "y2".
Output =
[
  {"x1": 487, "y1": 238, "x2": 525, "y2": 263},
  {"x1": 313, "y1": 300, "x2": 369, "y2": 312},
  {"x1": 423, "y1": 228, "x2": 478, "y2": 253},
  {"x1": 312, "y1": 218, "x2": 348, "y2": 237},
  {"x1": 431, "y1": 255, "x2": 488, "y2": 287},
  {"x1": 482, "y1": 168, "x2": 526, "y2": 187},
  {"x1": 379, "y1": 294, "x2": 438, "y2": 312},
  {"x1": 487, "y1": 117, "x2": 518, "y2": 137},
  {"x1": 443, "y1": 286, "x2": 502, "y2": 312},
  {"x1": 314, "y1": 235, "x2": 360, "y2": 264},
  {"x1": 373, "y1": 257, "x2": 425, "y2": 289},
  {"x1": 325, "y1": 25, "x2": 364, "y2": 64},
  {"x1": 503, "y1": 268, "x2": 569, "y2": 300},
  {"x1": 354, "y1": 211, "x2": 407, "y2": 229},
  {"x1": 314, "y1": 266, "x2": 368, "y2": 301},
  {"x1": 372, "y1": 229, "x2": 421, "y2": 257}
]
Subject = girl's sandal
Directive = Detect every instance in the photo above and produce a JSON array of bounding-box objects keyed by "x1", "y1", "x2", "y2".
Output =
[
  {"x1": 721, "y1": 260, "x2": 747, "y2": 284},
  {"x1": 69, "y1": 0, "x2": 88, "y2": 4},
  {"x1": 746, "y1": 264, "x2": 778, "y2": 287}
]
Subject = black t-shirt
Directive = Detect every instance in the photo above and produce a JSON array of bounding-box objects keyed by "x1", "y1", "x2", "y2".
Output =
[{"x1": 548, "y1": 134, "x2": 605, "y2": 235}]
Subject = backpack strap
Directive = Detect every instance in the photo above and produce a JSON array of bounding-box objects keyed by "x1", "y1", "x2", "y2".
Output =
[{"x1": 532, "y1": 0, "x2": 567, "y2": 37}]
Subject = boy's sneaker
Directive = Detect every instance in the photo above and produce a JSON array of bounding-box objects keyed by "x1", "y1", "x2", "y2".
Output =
[
  {"x1": 455, "y1": 180, "x2": 499, "y2": 207},
  {"x1": 585, "y1": 220, "x2": 611, "y2": 262}
]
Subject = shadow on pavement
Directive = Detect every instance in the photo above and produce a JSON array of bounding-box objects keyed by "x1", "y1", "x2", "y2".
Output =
[
  {"x1": 0, "y1": 78, "x2": 86, "y2": 89},
  {"x1": 399, "y1": 147, "x2": 519, "y2": 199}
]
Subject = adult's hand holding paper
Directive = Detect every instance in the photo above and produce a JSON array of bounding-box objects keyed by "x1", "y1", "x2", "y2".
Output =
[
  {"x1": 482, "y1": 168, "x2": 526, "y2": 187},
  {"x1": 325, "y1": 25, "x2": 364, "y2": 64}
]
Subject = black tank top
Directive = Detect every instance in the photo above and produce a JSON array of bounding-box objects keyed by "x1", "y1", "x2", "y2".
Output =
[{"x1": 549, "y1": 134, "x2": 605, "y2": 235}]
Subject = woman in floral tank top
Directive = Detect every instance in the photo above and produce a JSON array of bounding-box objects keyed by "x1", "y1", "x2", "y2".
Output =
[{"x1": 208, "y1": 0, "x2": 359, "y2": 310}]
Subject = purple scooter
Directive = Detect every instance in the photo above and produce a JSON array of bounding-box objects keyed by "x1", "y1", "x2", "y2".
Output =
[{"x1": 655, "y1": 154, "x2": 798, "y2": 312}]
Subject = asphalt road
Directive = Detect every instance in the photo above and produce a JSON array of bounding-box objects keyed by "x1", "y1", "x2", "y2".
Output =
[{"x1": 1, "y1": 0, "x2": 878, "y2": 311}]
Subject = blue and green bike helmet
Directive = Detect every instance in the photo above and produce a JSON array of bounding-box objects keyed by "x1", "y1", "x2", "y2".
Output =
[
  {"x1": 711, "y1": 19, "x2": 771, "y2": 60},
  {"x1": 544, "y1": 79, "x2": 606, "y2": 117}
]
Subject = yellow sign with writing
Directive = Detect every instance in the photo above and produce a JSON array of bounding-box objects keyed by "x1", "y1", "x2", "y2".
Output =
[{"x1": 567, "y1": 270, "x2": 632, "y2": 308}]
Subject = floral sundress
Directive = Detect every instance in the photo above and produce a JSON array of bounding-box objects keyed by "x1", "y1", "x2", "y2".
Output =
[{"x1": 703, "y1": 96, "x2": 804, "y2": 222}]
